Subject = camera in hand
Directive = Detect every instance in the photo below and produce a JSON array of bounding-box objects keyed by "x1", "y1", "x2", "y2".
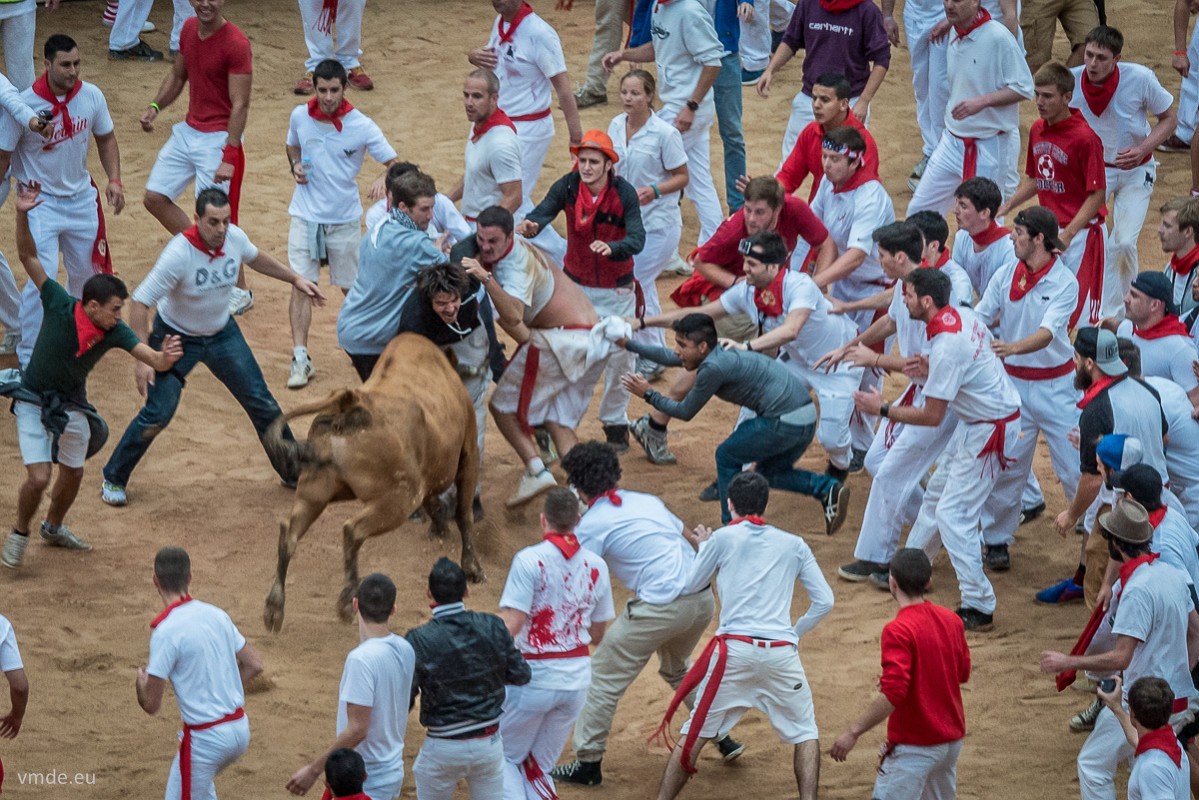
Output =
[{"x1": 1098, "y1": 678, "x2": 1116, "y2": 693}]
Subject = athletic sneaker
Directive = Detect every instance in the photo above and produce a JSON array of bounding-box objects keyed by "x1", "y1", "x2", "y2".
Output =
[
  {"x1": 822, "y1": 482, "x2": 850, "y2": 535},
  {"x1": 955, "y1": 606, "x2": 994, "y2": 632},
  {"x1": 717, "y1": 734, "x2": 746, "y2": 761},
  {"x1": 636, "y1": 357, "x2": 665, "y2": 382},
  {"x1": 287, "y1": 355, "x2": 315, "y2": 389},
  {"x1": 906, "y1": 155, "x2": 929, "y2": 192},
  {"x1": 0, "y1": 366, "x2": 19, "y2": 385},
  {"x1": 665, "y1": 251, "x2": 693, "y2": 277},
  {"x1": 228, "y1": 287, "x2": 254, "y2": 316},
  {"x1": 984, "y1": 544, "x2": 1010, "y2": 572},
  {"x1": 868, "y1": 570, "x2": 891, "y2": 591},
  {"x1": 838, "y1": 559, "x2": 888, "y2": 582},
  {"x1": 103, "y1": 18, "x2": 156, "y2": 32},
  {"x1": 699, "y1": 479, "x2": 720, "y2": 502},
  {"x1": 1019, "y1": 501, "x2": 1046, "y2": 525},
  {"x1": 1159, "y1": 134, "x2": 1191, "y2": 153},
  {"x1": 1035, "y1": 577, "x2": 1083, "y2": 604},
  {"x1": 848, "y1": 448, "x2": 867, "y2": 473},
  {"x1": 101, "y1": 480, "x2": 127, "y2": 507},
  {"x1": 534, "y1": 426, "x2": 559, "y2": 465},
  {"x1": 740, "y1": 68, "x2": 763, "y2": 86},
  {"x1": 1069, "y1": 698, "x2": 1103, "y2": 732},
  {"x1": 347, "y1": 67, "x2": 375, "y2": 90},
  {"x1": 0, "y1": 330, "x2": 18, "y2": 355},
  {"x1": 109, "y1": 39, "x2": 163, "y2": 61},
  {"x1": 603, "y1": 423, "x2": 630, "y2": 454},
  {"x1": 506, "y1": 469, "x2": 557, "y2": 508},
  {"x1": 294, "y1": 73, "x2": 314, "y2": 95},
  {"x1": 40, "y1": 521, "x2": 92, "y2": 551},
  {"x1": 551, "y1": 759, "x2": 602, "y2": 787},
  {"x1": 2, "y1": 531, "x2": 28, "y2": 569},
  {"x1": 631, "y1": 414, "x2": 677, "y2": 465},
  {"x1": 574, "y1": 88, "x2": 608, "y2": 109}
]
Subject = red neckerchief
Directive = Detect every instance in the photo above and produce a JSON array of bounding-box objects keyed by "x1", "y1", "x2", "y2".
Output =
[
  {"x1": 182, "y1": 226, "x2": 225, "y2": 262},
  {"x1": 1136, "y1": 726, "x2": 1183, "y2": 768},
  {"x1": 471, "y1": 108, "x2": 517, "y2": 143},
  {"x1": 1081, "y1": 65, "x2": 1120, "y2": 118},
  {"x1": 307, "y1": 97, "x2": 354, "y2": 132},
  {"x1": 482, "y1": 237, "x2": 514, "y2": 270},
  {"x1": 1171, "y1": 244, "x2": 1199, "y2": 277},
  {"x1": 925, "y1": 306, "x2": 962, "y2": 339},
  {"x1": 1148, "y1": 506, "x2": 1167, "y2": 529},
  {"x1": 150, "y1": 596, "x2": 193, "y2": 629},
  {"x1": 753, "y1": 269, "x2": 787, "y2": 317},
  {"x1": 1135, "y1": 315, "x2": 1192, "y2": 340},
  {"x1": 587, "y1": 489, "x2": 622, "y2": 508},
  {"x1": 498, "y1": 2, "x2": 534, "y2": 43},
  {"x1": 31, "y1": 73, "x2": 82, "y2": 143},
  {"x1": 1010, "y1": 257, "x2": 1056, "y2": 301},
  {"x1": 953, "y1": 6, "x2": 991, "y2": 37},
  {"x1": 819, "y1": 0, "x2": 866, "y2": 10},
  {"x1": 1116, "y1": 552, "x2": 1159, "y2": 599},
  {"x1": 971, "y1": 221, "x2": 1011, "y2": 248},
  {"x1": 1077, "y1": 374, "x2": 1119, "y2": 409},
  {"x1": 315, "y1": 0, "x2": 338, "y2": 34},
  {"x1": 575, "y1": 177, "x2": 613, "y2": 231},
  {"x1": 831, "y1": 165, "x2": 872, "y2": 195},
  {"x1": 919, "y1": 250, "x2": 950, "y2": 269},
  {"x1": 544, "y1": 532, "x2": 581, "y2": 559},
  {"x1": 74, "y1": 301, "x2": 106, "y2": 357},
  {"x1": 730, "y1": 516, "x2": 766, "y2": 525}
]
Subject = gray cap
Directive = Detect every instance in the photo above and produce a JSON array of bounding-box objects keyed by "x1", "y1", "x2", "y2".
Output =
[{"x1": 1074, "y1": 327, "x2": 1128, "y2": 377}]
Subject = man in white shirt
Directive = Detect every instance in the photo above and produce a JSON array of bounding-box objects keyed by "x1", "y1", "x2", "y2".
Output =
[
  {"x1": 0, "y1": 34, "x2": 125, "y2": 366},
  {"x1": 284, "y1": 58, "x2": 397, "y2": 389},
  {"x1": 498, "y1": 487, "x2": 615, "y2": 800},
  {"x1": 449, "y1": 69, "x2": 524, "y2": 226},
  {"x1": 1097, "y1": 677, "x2": 1191, "y2": 800},
  {"x1": 907, "y1": 0, "x2": 1033, "y2": 216},
  {"x1": 286, "y1": 573, "x2": 415, "y2": 800},
  {"x1": 951, "y1": 177, "x2": 1016, "y2": 300},
  {"x1": 136, "y1": 546, "x2": 264, "y2": 800},
  {"x1": 1116, "y1": 271, "x2": 1199, "y2": 413},
  {"x1": 655, "y1": 471, "x2": 833, "y2": 800},
  {"x1": 100, "y1": 188, "x2": 325, "y2": 506},
  {"x1": 1160, "y1": 196, "x2": 1199, "y2": 322},
  {"x1": 0, "y1": 611, "x2": 28, "y2": 782}
]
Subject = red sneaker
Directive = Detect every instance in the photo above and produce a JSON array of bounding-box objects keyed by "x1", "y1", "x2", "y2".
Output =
[
  {"x1": 293, "y1": 73, "x2": 314, "y2": 95},
  {"x1": 348, "y1": 67, "x2": 374, "y2": 91}
]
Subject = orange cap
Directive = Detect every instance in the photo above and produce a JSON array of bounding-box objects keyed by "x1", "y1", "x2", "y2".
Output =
[{"x1": 571, "y1": 129, "x2": 619, "y2": 164}]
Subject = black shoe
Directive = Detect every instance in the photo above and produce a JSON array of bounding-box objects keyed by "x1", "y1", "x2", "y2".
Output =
[
  {"x1": 825, "y1": 462, "x2": 849, "y2": 483},
  {"x1": 109, "y1": 39, "x2": 164, "y2": 60},
  {"x1": 955, "y1": 606, "x2": 994, "y2": 632},
  {"x1": 838, "y1": 559, "x2": 889, "y2": 582},
  {"x1": 868, "y1": 570, "x2": 891, "y2": 591},
  {"x1": 848, "y1": 448, "x2": 867, "y2": 473},
  {"x1": 822, "y1": 482, "x2": 850, "y2": 535},
  {"x1": 716, "y1": 734, "x2": 746, "y2": 761},
  {"x1": 699, "y1": 479, "x2": 720, "y2": 502},
  {"x1": 551, "y1": 759, "x2": 602, "y2": 786},
  {"x1": 984, "y1": 544, "x2": 1011, "y2": 572},
  {"x1": 603, "y1": 423, "x2": 630, "y2": 454},
  {"x1": 1019, "y1": 502, "x2": 1046, "y2": 525}
]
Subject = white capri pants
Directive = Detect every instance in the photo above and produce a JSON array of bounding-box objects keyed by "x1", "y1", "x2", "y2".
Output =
[
  {"x1": 1104, "y1": 162, "x2": 1156, "y2": 314},
  {"x1": 632, "y1": 224, "x2": 683, "y2": 351},
  {"x1": 414, "y1": 732, "x2": 505, "y2": 800},
  {"x1": 1177, "y1": 22, "x2": 1199, "y2": 144},
  {"x1": 515, "y1": 115, "x2": 568, "y2": 265},
  {"x1": 490, "y1": 330, "x2": 608, "y2": 430},
  {"x1": 907, "y1": 131, "x2": 1019, "y2": 217},
  {"x1": 579, "y1": 284, "x2": 637, "y2": 426},
  {"x1": 298, "y1": 0, "x2": 366, "y2": 72},
  {"x1": 658, "y1": 104, "x2": 723, "y2": 246},
  {"x1": 500, "y1": 683, "x2": 587, "y2": 800},
  {"x1": 163, "y1": 715, "x2": 250, "y2": 800},
  {"x1": 873, "y1": 740, "x2": 963, "y2": 800}
]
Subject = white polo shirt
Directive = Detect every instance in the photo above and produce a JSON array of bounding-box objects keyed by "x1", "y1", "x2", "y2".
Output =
[
  {"x1": 609, "y1": 111, "x2": 687, "y2": 233},
  {"x1": 337, "y1": 634, "x2": 415, "y2": 785},
  {"x1": 1069, "y1": 63, "x2": 1173, "y2": 166},
  {"x1": 1117, "y1": 319, "x2": 1199, "y2": 392},
  {"x1": 487, "y1": 11, "x2": 566, "y2": 119},
  {"x1": 923, "y1": 306, "x2": 1021, "y2": 421},
  {"x1": 492, "y1": 239, "x2": 555, "y2": 324},
  {"x1": 945, "y1": 20, "x2": 1033, "y2": 139},
  {"x1": 133, "y1": 225, "x2": 259, "y2": 336},
  {"x1": 1111, "y1": 559, "x2": 1196, "y2": 705},
  {"x1": 0, "y1": 81, "x2": 113, "y2": 198},
  {"x1": 719, "y1": 271, "x2": 856, "y2": 367},
  {"x1": 810, "y1": 175, "x2": 895, "y2": 308},
  {"x1": 286, "y1": 105, "x2": 396, "y2": 225},
  {"x1": 0, "y1": 614, "x2": 22, "y2": 673},
  {"x1": 1146, "y1": 376, "x2": 1199, "y2": 492},
  {"x1": 574, "y1": 489, "x2": 694, "y2": 606},
  {"x1": 146, "y1": 600, "x2": 246, "y2": 726},
  {"x1": 974, "y1": 258, "x2": 1078, "y2": 371},
  {"x1": 461, "y1": 123, "x2": 523, "y2": 220},
  {"x1": 651, "y1": 0, "x2": 725, "y2": 115},
  {"x1": 952, "y1": 228, "x2": 1015, "y2": 301}
]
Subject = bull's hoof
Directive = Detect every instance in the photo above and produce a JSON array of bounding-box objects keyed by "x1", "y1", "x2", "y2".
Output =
[
  {"x1": 264, "y1": 585, "x2": 286, "y2": 632},
  {"x1": 464, "y1": 558, "x2": 486, "y2": 584},
  {"x1": 428, "y1": 521, "x2": 450, "y2": 540}
]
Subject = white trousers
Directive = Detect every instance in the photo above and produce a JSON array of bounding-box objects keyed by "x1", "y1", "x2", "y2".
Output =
[
  {"x1": 658, "y1": 104, "x2": 723, "y2": 245},
  {"x1": 109, "y1": 0, "x2": 194, "y2": 52},
  {"x1": 298, "y1": 0, "x2": 366, "y2": 72},
  {"x1": 579, "y1": 284, "x2": 637, "y2": 426},
  {"x1": 854, "y1": 388, "x2": 958, "y2": 564},
  {"x1": 781, "y1": 92, "x2": 861, "y2": 165},
  {"x1": 0, "y1": 9, "x2": 34, "y2": 90},
  {"x1": 1177, "y1": 22, "x2": 1199, "y2": 143},
  {"x1": 515, "y1": 116, "x2": 568, "y2": 264},
  {"x1": 796, "y1": 361, "x2": 862, "y2": 470},
  {"x1": 907, "y1": 131, "x2": 1019, "y2": 216},
  {"x1": 1078, "y1": 703, "x2": 1193, "y2": 800},
  {"x1": 632, "y1": 224, "x2": 682, "y2": 351},
  {"x1": 17, "y1": 191, "x2": 100, "y2": 365},
  {"x1": 500, "y1": 683, "x2": 587, "y2": 800},
  {"x1": 905, "y1": 13, "x2": 949, "y2": 159},
  {"x1": 739, "y1": 0, "x2": 772, "y2": 72},
  {"x1": 1104, "y1": 162, "x2": 1156, "y2": 315},
  {"x1": 850, "y1": 365, "x2": 883, "y2": 453},
  {"x1": 163, "y1": 716, "x2": 250, "y2": 800},
  {"x1": 413, "y1": 732, "x2": 505, "y2": 800},
  {"x1": 873, "y1": 739, "x2": 963, "y2": 800}
]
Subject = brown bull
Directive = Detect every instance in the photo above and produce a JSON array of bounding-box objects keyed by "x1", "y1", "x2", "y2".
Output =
[{"x1": 262, "y1": 333, "x2": 484, "y2": 632}]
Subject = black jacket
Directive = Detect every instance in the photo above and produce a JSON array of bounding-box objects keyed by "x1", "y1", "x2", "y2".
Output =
[{"x1": 406, "y1": 604, "x2": 531, "y2": 736}]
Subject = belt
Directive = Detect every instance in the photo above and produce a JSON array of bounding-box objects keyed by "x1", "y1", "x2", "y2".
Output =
[
  {"x1": 722, "y1": 635, "x2": 793, "y2": 648},
  {"x1": 1003, "y1": 361, "x2": 1074, "y2": 381},
  {"x1": 464, "y1": 214, "x2": 477, "y2": 222},
  {"x1": 524, "y1": 644, "x2": 590, "y2": 660},
  {"x1": 510, "y1": 108, "x2": 551, "y2": 122},
  {"x1": 180, "y1": 707, "x2": 245, "y2": 800},
  {"x1": 434, "y1": 723, "x2": 500, "y2": 741}
]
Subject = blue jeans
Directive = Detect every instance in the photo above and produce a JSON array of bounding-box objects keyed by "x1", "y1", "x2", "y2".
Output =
[
  {"x1": 103, "y1": 316, "x2": 296, "y2": 487},
  {"x1": 715, "y1": 415, "x2": 835, "y2": 523},
  {"x1": 714, "y1": 51, "x2": 746, "y2": 213}
]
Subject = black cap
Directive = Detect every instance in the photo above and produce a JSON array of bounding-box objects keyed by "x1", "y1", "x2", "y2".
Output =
[
  {"x1": 1130, "y1": 271, "x2": 1177, "y2": 315},
  {"x1": 1013, "y1": 206, "x2": 1065, "y2": 253}
]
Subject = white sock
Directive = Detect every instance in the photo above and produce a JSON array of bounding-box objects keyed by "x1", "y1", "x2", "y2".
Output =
[
  {"x1": 527, "y1": 457, "x2": 546, "y2": 476},
  {"x1": 293, "y1": 346, "x2": 309, "y2": 361}
]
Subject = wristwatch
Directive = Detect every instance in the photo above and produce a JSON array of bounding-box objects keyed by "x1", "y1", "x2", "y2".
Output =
[
  {"x1": 686, "y1": 99, "x2": 699, "y2": 112},
  {"x1": 880, "y1": 403, "x2": 890, "y2": 419}
]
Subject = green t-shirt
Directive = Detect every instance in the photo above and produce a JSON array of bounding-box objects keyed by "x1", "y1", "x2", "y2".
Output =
[{"x1": 21, "y1": 280, "x2": 141, "y2": 398}]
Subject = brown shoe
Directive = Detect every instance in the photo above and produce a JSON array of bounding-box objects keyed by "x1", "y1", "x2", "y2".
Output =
[
  {"x1": 294, "y1": 73, "x2": 314, "y2": 95},
  {"x1": 348, "y1": 67, "x2": 374, "y2": 90}
]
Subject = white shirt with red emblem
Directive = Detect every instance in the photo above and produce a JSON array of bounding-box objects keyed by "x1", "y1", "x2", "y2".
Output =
[
  {"x1": 486, "y1": 11, "x2": 567, "y2": 120},
  {"x1": 147, "y1": 600, "x2": 246, "y2": 726},
  {"x1": 1068, "y1": 63, "x2": 1173, "y2": 166},
  {"x1": 1117, "y1": 319, "x2": 1199, "y2": 393},
  {"x1": 0, "y1": 81, "x2": 113, "y2": 198},
  {"x1": 922, "y1": 305, "x2": 1020, "y2": 421},
  {"x1": 1026, "y1": 111, "x2": 1106, "y2": 227},
  {"x1": 719, "y1": 271, "x2": 856, "y2": 367},
  {"x1": 890, "y1": 266, "x2": 974, "y2": 363},
  {"x1": 974, "y1": 258, "x2": 1078, "y2": 371}
]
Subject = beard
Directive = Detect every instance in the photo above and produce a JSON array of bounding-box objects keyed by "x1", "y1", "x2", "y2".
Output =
[{"x1": 1073, "y1": 363, "x2": 1093, "y2": 392}]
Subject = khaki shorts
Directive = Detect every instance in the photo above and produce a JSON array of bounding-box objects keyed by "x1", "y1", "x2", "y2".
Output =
[
  {"x1": 287, "y1": 217, "x2": 361, "y2": 288},
  {"x1": 1021, "y1": 0, "x2": 1099, "y2": 66},
  {"x1": 14, "y1": 400, "x2": 89, "y2": 468}
]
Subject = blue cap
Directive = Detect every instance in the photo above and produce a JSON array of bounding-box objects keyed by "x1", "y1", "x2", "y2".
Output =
[{"x1": 1095, "y1": 434, "x2": 1144, "y2": 473}]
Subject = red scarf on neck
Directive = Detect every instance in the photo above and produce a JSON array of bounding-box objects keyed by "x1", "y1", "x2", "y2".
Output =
[
  {"x1": 1009, "y1": 257, "x2": 1056, "y2": 301},
  {"x1": 925, "y1": 306, "x2": 962, "y2": 339},
  {"x1": 1081, "y1": 66, "x2": 1120, "y2": 118},
  {"x1": 819, "y1": 0, "x2": 865, "y2": 10},
  {"x1": 471, "y1": 108, "x2": 517, "y2": 143},
  {"x1": 730, "y1": 516, "x2": 766, "y2": 525},
  {"x1": 953, "y1": 6, "x2": 991, "y2": 37},
  {"x1": 307, "y1": 97, "x2": 354, "y2": 132},
  {"x1": 482, "y1": 237, "x2": 514, "y2": 270},
  {"x1": 1117, "y1": 552, "x2": 1159, "y2": 598},
  {"x1": 920, "y1": 250, "x2": 950, "y2": 269},
  {"x1": 74, "y1": 302, "x2": 106, "y2": 357},
  {"x1": 1171, "y1": 244, "x2": 1199, "y2": 277},
  {"x1": 498, "y1": 2, "x2": 534, "y2": 43},
  {"x1": 544, "y1": 532, "x2": 581, "y2": 559},
  {"x1": 319, "y1": 790, "x2": 371, "y2": 800},
  {"x1": 1077, "y1": 374, "x2": 1118, "y2": 409},
  {"x1": 1134, "y1": 315, "x2": 1191, "y2": 340},
  {"x1": 831, "y1": 165, "x2": 873, "y2": 195},
  {"x1": 575, "y1": 177, "x2": 613, "y2": 231},
  {"x1": 587, "y1": 489, "x2": 622, "y2": 508},
  {"x1": 315, "y1": 0, "x2": 338, "y2": 34},
  {"x1": 182, "y1": 226, "x2": 225, "y2": 261},
  {"x1": 971, "y1": 221, "x2": 1011, "y2": 248},
  {"x1": 1136, "y1": 726, "x2": 1183, "y2": 768},
  {"x1": 754, "y1": 269, "x2": 787, "y2": 317},
  {"x1": 31, "y1": 73, "x2": 82, "y2": 144},
  {"x1": 150, "y1": 596, "x2": 193, "y2": 629},
  {"x1": 1148, "y1": 506, "x2": 1167, "y2": 529}
]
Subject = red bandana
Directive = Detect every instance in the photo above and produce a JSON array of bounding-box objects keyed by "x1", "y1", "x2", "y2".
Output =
[
  {"x1": 1009, "y1": 257, "x2": 1056, "y2": 302},
  {"x1": 182, "y1": 226, "x2": 225, "y2": 261},
  {"x1": 150, "y1": 596, "x2": 193, "y2": 629},
  {"x1": 1081, "y1": 65, "x2": 1120, "y2": 118},
  {"x1": 1136, "y1": 726, "x2": 1183, "y2": 768},
  {"x1": 753, "y1": 269, "x2": 787, "y2": 317},
  {"x1": 471, "y1": 108, "x2": 517, "y2": 143},
  {"x1": 574, "y1": 178, "x2": 613, "y2": 231},
  {"x1": 1149, "y1": 506, "x2": 1167, "y2": 529},
  {"x1": 544, "y1": 532, "x2": 581, "y2": 559},
  {"x1": 953, "y1": 6, "x2": 991, "y2": 37},
  {"x1": 307, "y1": 97, "x2": 354, "y2": 132},
  {"x1": 1135, "y1": 315, "x2": 1191, "y2": 340},
  {"x1": 74, "y1": 302, "x2": 106, "y2": 358},
  {"x1": 1171, "y1": 244, "x2": 1199, "y2": 277},
  {"x1": 315, "y1": 0, "x2": 338, "y2": 34},
  {"x1": 1077, "y1": 374, "x2": 1118, "y2": 409},
  {"x1": 498, "y1": 2, "x2": 534, "y2": 43},
  {"x1": 971, "y1": 222, "x2": 1011, "y2": 248},
  {"x1": 730, "y1": 516, "x2": 767, "y2": 525},
  {"x1": 920, "y1": 250, "x2": 950, "y2": 269},
  {"x1": 1117, "y1": 553, "x2": 1160, "y2": 598},
  {"x1": 587, "y1": 489, "x2": 622, "y2": 508},
  {"x1": 818, "y1": 0, "x2": 866, "y2": 10},
  {"x1": 31, "y1": 73, "x2": 83, "y2": 145},
  {"x1": 925, "y1": 306, "x2": 962, "y2": 339}
]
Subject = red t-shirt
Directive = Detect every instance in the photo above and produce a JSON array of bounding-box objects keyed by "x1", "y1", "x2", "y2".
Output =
[
  {"x1": 776, "y1": 112, "x2": 879, "y2": 202},
  {"x1": 697, "y1": 195, "x2": 827, "y2": 276},
  {"x1": 880, "y1": 601, "x2": 971, "y2": 746},
  {"x1": 179, "y1": 17, "x2": 253, "y2": 133},
  {"x1": 1025, "y1": 110, "x2": 1106, "y2": 227}
]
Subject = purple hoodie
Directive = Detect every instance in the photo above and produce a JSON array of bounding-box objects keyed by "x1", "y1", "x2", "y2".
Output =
[{"x1": 781, "y1": 0, "x2": 891, "y2": 97}]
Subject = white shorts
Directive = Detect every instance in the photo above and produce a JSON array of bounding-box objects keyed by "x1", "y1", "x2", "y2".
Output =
[
  {"x1": 287, "y1": 217, "x2": 361, "y2": 288},
  {"x1": 146, "y1": 122, "x2": 235, "y2": 203},
  {"x1": 14, "y1": 400, "x2": 89, "y2": 468},
  {"x1": 679, "y1": 639, "x2": 817, "y2": 744},
  {"x1": 490, "y1": 331, "x2": 607, "y2": 430}
]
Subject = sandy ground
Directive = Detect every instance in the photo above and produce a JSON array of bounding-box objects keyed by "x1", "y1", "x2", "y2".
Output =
[{"x1": 0, "y1": 0, "x2": 1191, "y2": 797}]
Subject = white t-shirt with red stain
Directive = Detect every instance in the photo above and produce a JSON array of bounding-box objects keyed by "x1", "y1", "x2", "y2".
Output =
[
  {"x1": 500, "y1": 539, "x2": 615, "y2": 689},
  {"x1": 923, "y1": 305, "x2": 1020, "y2": 422}
]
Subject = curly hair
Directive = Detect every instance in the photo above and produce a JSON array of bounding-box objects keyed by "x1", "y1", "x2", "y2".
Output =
[{"x1": 561, "y1": 441, "x2": 622, "y2": 498}]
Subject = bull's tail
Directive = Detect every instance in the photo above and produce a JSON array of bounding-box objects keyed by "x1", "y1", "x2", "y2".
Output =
[{"x1": 266, "y1": 388, "x2": 369, "y2": 476}]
